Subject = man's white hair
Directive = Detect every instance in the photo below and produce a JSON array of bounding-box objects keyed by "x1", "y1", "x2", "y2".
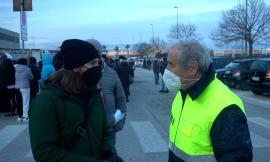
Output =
[{"x1": 172, "y1": 40, "x2": 210, "y2": 73}]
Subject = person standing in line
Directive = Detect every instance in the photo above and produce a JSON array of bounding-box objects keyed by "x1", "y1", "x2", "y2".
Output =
[
  {"x1": 159, "y1": 57, "x2": 169, "y2": 93},
  {"x1": 41, "y1": 52, "x2": 55, "y2": 84},
  {"x1": 5, "y1": 57, "x2": 17, "y2": 116},
  {"x1": 15, "y1": 58, "x2": 33, "y2": 122},
  {"x1": 0, "y1": 51, "x2": 15, "y2": 113},
  {"x1": 115, "y1": 56, "x2": 132, "y2": 102},
  {"x1": 29, "y1": 39, "x2": 124, "y2": 162},
  {"x1": 29, "y1": 57, "x2": 41, "y2": 102},
  {"x1": 87, "y1": 39, "x2": 127, "y2": 146},
  {"x1": 153, "y1": 60, "x2": 160, "y2": 85}
]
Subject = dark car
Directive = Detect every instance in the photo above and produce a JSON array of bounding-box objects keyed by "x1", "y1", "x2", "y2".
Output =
[
  {"x1": 212, "y1": 57, "x2": 234, "y2": 82},
  {"x1": 223, "y1": 59, "x2": 256, "y2": 90},
  {"x1": 212, "y1": 57, "x2": 234, "y2": 69},
  {"x1": 248, "y1": 58, "x2": 270, "y2": 95}
]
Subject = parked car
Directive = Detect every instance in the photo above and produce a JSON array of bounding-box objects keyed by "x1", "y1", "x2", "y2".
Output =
[
  {"x1": 223, "y1": 59, "x2": 256, "y2": 90},
  {"x1": 216, "y1": 68, "x2": 228, "y2": 82},
  {"x1": 212, "y1": 56, "x2": 234, "y2": 69},
  {"x1": 248, "y1": 58, "x2": 270, "y2": 95},
  {"x1": 135, "y1": 59, "x2": 144, "y2": 67},
  {"x1": 213, "y1": 57, "x2": 234, "y2": 82}
]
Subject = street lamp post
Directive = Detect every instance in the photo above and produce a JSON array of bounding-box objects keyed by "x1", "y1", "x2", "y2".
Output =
[
  {"x1": 245, "y1": 0, "x2": 248, "y2": 56},
  {"x1": 150, "y1": 24, "x2": 155, "y2": 56},
  {"x1": 174, "y1": 6, "x2": 179, "y2": 39},
  {"x1": 21, "y1": 0, "x2": 25, "y2": 55}
]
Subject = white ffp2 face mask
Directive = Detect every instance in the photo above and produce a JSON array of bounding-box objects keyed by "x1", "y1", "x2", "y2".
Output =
[
  {"x1": 162, "y1": 69, "x2": 181, "y2": 91},
  {"x1": 162, "y1": 69, "x2": 200, "y2": 91}
]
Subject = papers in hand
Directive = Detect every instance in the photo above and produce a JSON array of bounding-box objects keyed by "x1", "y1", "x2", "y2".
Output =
[{"x1": 114, "y1": 109, "x2": 124, "y2": 124}]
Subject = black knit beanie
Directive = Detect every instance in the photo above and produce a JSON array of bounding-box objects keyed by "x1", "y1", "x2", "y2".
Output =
[{"x1": 61, "y1": 39, "x2": 99, "y2": 70}]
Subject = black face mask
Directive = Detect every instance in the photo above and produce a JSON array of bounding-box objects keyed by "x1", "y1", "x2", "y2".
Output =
[{"x1": 82, "y1": 66, "x2": 102, "y2": 85}]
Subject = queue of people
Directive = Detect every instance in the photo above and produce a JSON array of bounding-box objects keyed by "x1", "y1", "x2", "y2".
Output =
[{"x1": 1, "y1": 39, "x2": 253, "y2": 162}]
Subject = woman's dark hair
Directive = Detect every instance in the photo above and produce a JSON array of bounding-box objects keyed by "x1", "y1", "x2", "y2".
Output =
[
  {"x1": 29, "y1": 57, "x2": 37, "y2": 65},
  {"x1": 17, "y1": 58, "x2": 27, "y2": 65},
  {"x1": 48, "y1": 69, "x2": 87, "y2": 94}
]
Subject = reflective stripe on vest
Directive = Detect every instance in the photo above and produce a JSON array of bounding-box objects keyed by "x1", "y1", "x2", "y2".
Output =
[
  {"x1": 169, "y1": 141, "x2": 216, "y2": 162},
  {"x1": 169, "y1": 78, "x2": 245, "y2": 159}
]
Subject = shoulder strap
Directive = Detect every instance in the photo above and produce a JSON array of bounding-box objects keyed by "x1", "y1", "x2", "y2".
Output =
[{"x1": 64, "y1": 101, "x2": 93, "y2": 152}]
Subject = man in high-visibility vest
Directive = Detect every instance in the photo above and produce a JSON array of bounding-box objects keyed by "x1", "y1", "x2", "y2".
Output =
[{"x1": 163, "y1": 41, "x2": 253, "y2": 162}]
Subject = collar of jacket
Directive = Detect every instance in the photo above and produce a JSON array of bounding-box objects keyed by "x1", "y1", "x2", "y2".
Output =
[
  {"x1": 184, "y1": 64, "x2": 215, "y2": 101},
  {"x1": 43, "y1": 80, "x2": 83, "y2": 106},
  {"x1": 45, "y1": 80, "x2": 101, "y2": 107}
]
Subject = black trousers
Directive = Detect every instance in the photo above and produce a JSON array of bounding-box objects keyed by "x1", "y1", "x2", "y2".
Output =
[
  {"x1": 123, "y1": 86, "x2": 130, "y2": 101},
  {"x1": 0, "y1": 89, "x2": 10, "y2": 112},
  {"x1": 7, "y1": 89, "x2": 23, "y2": 117}
]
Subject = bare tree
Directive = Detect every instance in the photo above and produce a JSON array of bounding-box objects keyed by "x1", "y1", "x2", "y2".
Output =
[
  {"x1": 114, "y1": 46, "x2": 120, "y2": 55},
  {"x1": 150, "y1": 37, "x2": 167, "y2": 54},
  {"x1": 133, "y1": 42, "x2": 152, "y2": 57},
  {"x1": 169, "y1": 23, "x2": 201, "y2": 40},
  {"x1": 211, "y1": 0, "x2": 270, "y2": 57},
  {"x1": 125, "y1": 44, "x2": 130, "y2": 57}
]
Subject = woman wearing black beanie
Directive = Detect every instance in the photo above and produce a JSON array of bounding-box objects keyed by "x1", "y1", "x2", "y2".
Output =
[{"x1": 29, "y1": 39, "x2": 124, "y2": 162}]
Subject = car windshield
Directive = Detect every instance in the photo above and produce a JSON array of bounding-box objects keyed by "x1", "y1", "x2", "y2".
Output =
[
  {"x1": 251, "y1": 61, "x2": 270, "y2": 71},
  {"x1": 225, "y1": 62, "x2": 240, "y2": 69},
  {"x1": 212, "y1": 58, "x2": 233, "y2": 69}
]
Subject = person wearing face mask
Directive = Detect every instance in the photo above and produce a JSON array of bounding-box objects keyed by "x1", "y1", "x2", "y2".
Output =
[
  {"x1": 166, "y1": 41, "x2": 252, "y2": 162},
  {"x1": 29, "y1": 39, "x2": 124, "y2": 162}
]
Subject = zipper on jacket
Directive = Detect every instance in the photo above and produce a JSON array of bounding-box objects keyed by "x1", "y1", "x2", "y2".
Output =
[{"x1": 172, "y1": 90, "x2": 187, "y2": 153}]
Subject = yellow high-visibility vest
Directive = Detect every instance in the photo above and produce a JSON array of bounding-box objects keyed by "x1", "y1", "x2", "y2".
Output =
[{"x1": 169, "y1": 78, "x2": 245, "y2": 162}]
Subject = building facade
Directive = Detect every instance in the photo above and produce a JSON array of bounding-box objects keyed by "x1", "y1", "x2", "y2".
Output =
[{"x1": 0, "y1": 27, "x2": 20, "y2": 49}]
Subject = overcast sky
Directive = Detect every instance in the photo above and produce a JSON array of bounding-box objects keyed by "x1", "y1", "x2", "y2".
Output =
[{"x1": 1, "y1": 0, "x2": 270, "y2": 50}]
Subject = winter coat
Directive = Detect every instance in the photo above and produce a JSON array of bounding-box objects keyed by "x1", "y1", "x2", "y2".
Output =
[
  {"x1": 30, "y1": 65, "x2": 41, "y2": 93},
  {"x1": 41, "y1": 54, "x2": 55, "y2": 82},
  {"x1": 115, "y1": 61, "x2": 132, "y2": 87},
  {"x1": 100, "y1": 65, "x2": 127, "y2": 132},
  {"x1": 153, "y1": 61, "x2": 160, "y2": 73},
  {"x1": 29, "y1": 84, "x2": 116, "y2": 162},
  {"x1": 15, "y1": 64, "x2": 33, "y2": 89},
  {"x1": 168, "y1": 65, "x2": 252, "y2": 162},
  {"x1": 0, "y1": 58, "x2": 15, "y2": 89},
  {"x1": 0, "y1": 58, "x2": 6, "y2": 90},
  {"x1": 5, "y1": 59, "x2": 15, "y2": 87},
  {"x1": 160, "y1": 60, "x2": 168, "y2": 75}
]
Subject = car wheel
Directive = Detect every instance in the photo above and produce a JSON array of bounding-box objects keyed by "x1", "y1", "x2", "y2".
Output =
[
  {"x1": 223, "y1": 79, "x2": 235, "y2": 88},
  {"x1": 251, "y1": 90, "x2": 263, "y2": 95},
  {"x1": 238, "y1": 80, "x2": 250, "y2": 91},
  {"x1": 226, "y1": 82, "x2": 236, "y2": 88}
]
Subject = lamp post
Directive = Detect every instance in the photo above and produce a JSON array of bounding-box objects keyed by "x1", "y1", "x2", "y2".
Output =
[
  {"x1": 21, "y1": 0, "x2": 25, "y2": 55},
  {"x1": 150, "y1": 24, "x2": 155, "y2": 56},
  {"x1": 174, "y1": 6, "x2": 179, "y2": 39},
  {"x1": 245, "y1": 0, "x2": 248, "y2": 56}
]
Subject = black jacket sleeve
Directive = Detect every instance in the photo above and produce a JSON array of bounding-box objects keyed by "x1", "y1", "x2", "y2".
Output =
[{"x1": 210, "y1": 105, "x2": 253, "y2": 162}]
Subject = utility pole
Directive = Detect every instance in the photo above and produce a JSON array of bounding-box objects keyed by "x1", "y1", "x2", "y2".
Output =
[
  {"x1": 150, "y1": 24, "x2": 155, "y2": 56},
  {"x1": 245, "y1": 0, "x2": 248, "y2": 56},
  {"x1": 174, "y1": 6, "x2": 179, "y2": 39},
  {"x1": 20, "y1": 0, "x2": 25, "y2": 55}
]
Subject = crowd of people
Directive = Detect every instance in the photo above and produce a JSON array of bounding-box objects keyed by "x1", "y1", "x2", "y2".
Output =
[
  {"x1": 0, "y1": 38, "x2": 135, "y2": 162},
  {"x1": 0, "y1": 40, "x2": 253, "y2": 162}
]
